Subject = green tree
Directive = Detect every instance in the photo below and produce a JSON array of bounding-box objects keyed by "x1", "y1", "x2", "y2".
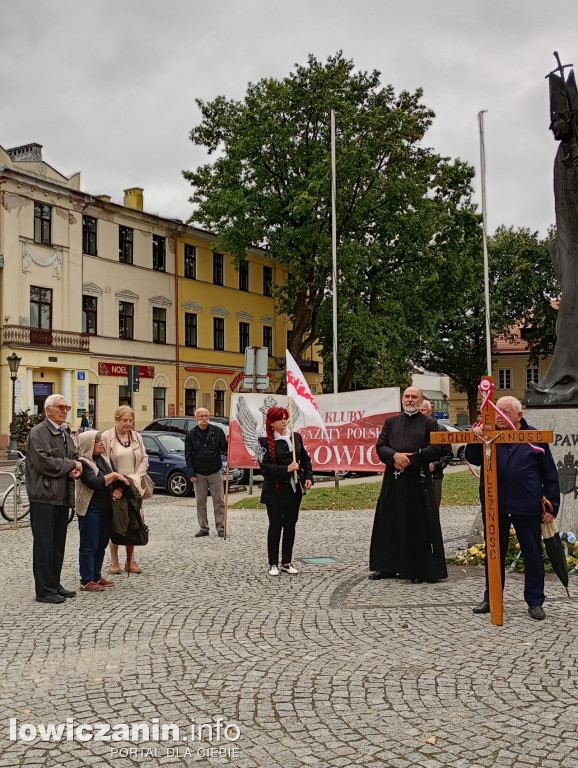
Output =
[
  {"x1": 419, "y1": 226, "x2": 558, "y2": 421},
  {"x1": 184, "y1": 52, "x2": 476, "y2": 375},
  {"x1": 319, "y1": 184, "x2": 481, "y2": 392},
  {"x1": 15, "y1": 409, "x2": 44, "y2": 452},
  {"x1": 488, "y1": 225, "x2": 558, "y2": 362}
]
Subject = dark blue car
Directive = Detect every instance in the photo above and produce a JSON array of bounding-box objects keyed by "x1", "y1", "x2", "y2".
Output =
[{"x1": 139, "y1": 431, "x2": 242, "y2": 497}]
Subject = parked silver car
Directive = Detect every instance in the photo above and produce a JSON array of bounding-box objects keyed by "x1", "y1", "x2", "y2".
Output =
[{"x1": 143, "y1": 416, "x2": 229, "y2": 435}]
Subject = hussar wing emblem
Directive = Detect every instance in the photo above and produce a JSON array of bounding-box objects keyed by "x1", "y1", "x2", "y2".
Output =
[
  {"x1": 291, "y1": 400, "x2": 303, "y2": 427},
  {"x1": 236, "y1": 396, "x2": 261, "y2": 460}
]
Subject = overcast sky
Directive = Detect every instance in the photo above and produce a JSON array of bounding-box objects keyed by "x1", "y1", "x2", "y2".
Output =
[{"x1": 2, "y1": 0, "x2": 578, "y2": 237}]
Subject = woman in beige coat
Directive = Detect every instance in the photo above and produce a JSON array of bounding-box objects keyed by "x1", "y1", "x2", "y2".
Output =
[{"x1": 101, "y1": 405, "x2": 149, "y2": 574}]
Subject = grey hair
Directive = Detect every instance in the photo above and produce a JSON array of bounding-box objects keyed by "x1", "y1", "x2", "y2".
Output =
[
  {"x1": 45, "y1": 393, "x2": 67, "y2": 409},
  {"x1": 496, "y1": 396, "x2": 523, "y2": 413}
]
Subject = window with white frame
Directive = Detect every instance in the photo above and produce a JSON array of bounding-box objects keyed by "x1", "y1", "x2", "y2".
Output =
[
  {"x1": 263, "y1": 326, "x2": 273, "y2": 356},
  {"x1": 526, "y1": 368, "x2": 539, "y2": 387},
  {"x1": 153, "y1": 387, "x2": 166, "y2": 419},
  {"x1": 185, "y1": 388, "x2": 197, "y2": 415},
  {"x1": 214, "y1": 317, "x2": 225, "y2": 350},
  {"x1": 214, "y1": 387, "x2": 225, "y2": 417},
  {"x1": 153, "y1": 307, "x2": 166, "y2": 344},
  {"x1": 34, "y1": 202, "x2": 51, "y2": 245},
  {"x1": 498, "y1": 369, "x2": 512, "y2": 390},
  {"x1": 82, "y1": 216, "x2": 97, "y2": 256},
  {"x1": 184, "y1": 244, "x2": 197, "y2": 279},
  {"x1": 185, "y1": 313, "x2": 197, "y2": 347}
]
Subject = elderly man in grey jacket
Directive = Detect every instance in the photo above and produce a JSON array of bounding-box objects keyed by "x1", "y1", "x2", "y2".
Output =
[{"x1": 25, "y1": 394, "x2": 82, "y2": 604}]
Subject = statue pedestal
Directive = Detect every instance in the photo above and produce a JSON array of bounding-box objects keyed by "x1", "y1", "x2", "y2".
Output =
[{"x1": 525, "y1": 406, "x2": 578, "y2": 537}]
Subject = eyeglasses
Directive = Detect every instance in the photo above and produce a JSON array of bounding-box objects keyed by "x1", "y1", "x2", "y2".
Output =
[{"x1": 50, "y1": 405, "x2": 72, "y2": 411}]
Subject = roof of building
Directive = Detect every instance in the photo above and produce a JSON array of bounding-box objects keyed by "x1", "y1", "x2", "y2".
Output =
[{"x1": 493, "y1": 325, "x2": 529, "y2": 355}]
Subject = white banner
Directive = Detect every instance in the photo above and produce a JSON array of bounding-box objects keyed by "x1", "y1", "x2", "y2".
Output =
[{"x1": 229, "y1": 387, "x2": 400, "y2": 472}]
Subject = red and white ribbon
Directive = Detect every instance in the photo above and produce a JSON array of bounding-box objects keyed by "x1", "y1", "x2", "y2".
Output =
[{"x1": 478, "y1": 381, "x2": 545, "y2": 454}]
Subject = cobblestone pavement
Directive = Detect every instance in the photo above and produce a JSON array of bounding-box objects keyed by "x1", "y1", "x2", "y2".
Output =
[{"x1": 1, "y1": 495, "x2": 577, "y2": 768}]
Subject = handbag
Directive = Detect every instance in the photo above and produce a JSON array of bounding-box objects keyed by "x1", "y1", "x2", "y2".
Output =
[
  {"x1": 110, "y1": 478, "x2": 149, "y2": 546},
  {"x1": 111, "y1": 513, "x2": 149, "y2": 547},
  {"x1": 141, "y1": 473, "x2": 155, "y2": 500},
  {"x1": 128, "y1": 472, "x2": 154, "y2": 500}
]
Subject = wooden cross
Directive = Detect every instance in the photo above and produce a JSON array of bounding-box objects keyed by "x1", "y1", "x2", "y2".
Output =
[{"x1": 430, "y1": 376, "x2": 554, "y2": 626}]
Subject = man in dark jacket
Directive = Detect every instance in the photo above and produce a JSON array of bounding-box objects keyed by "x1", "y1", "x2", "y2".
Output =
[
  {"x1": 25, "y1": 394, "x2": 82, "y2": 604},
  {"x1": 185, "y1": 408, "x2": 228, "y2": 538},
  {"x1": 419, "y1": 399, "x2": 453, "y2": 508},
  {"x1": 465, "y1": 396, "x2": 560, "y2": 620}
]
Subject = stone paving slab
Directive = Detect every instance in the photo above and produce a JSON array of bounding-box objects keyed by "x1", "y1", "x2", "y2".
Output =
[{"x1": 0, "y1": 497, "x2": 576, "y2": 768}]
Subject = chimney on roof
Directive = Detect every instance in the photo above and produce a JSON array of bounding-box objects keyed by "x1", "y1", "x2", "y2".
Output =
[
  {"x1": 124, "y1": 187, "x2": 143, "y2": 211},
  {"x1": 7, "y1": 143, "x2": 43, "y2": 162}
]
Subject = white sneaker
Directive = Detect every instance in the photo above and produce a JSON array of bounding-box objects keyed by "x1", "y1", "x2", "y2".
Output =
[
  {"x1": 280, "y1": 563, "x2": 299, "y2": 575},
  {"x1": 268, "y1": 565, "x2": 279, "y2": 576}
]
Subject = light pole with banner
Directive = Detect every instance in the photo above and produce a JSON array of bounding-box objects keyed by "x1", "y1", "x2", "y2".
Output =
[
  {"x1": 7, "y1": 353, "x2": 22, "y2": 459},
  {"x1": 243, "y1": 346, "x2": 269, "y2": 493}
]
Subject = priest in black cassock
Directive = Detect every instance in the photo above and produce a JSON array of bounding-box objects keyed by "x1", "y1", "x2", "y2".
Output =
[{"x1": 369, "y1": 386, "x2": 448, "y2": 583}]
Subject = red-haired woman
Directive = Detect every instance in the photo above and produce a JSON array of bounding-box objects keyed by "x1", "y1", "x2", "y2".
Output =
[{"x1": 258, "y1": 407, "x2": 314, "y2": 576}]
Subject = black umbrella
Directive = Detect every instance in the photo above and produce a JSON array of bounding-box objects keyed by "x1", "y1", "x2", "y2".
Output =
[{"x1": 541, "y1": 498, "x2": 570, "y2": 597}]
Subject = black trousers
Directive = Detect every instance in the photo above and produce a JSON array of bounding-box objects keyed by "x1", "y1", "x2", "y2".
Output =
[
  {"x1": 266, "y1": 504, "x2": 299, "y2": 565},
  {"x1": 30, "y1": 502, "x2": 69, "y2": 598}
]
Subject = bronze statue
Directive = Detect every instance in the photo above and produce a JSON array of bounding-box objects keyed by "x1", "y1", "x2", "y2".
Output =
[{"x1": 527, "y1": 52, "x2": 578, "y2": 405}]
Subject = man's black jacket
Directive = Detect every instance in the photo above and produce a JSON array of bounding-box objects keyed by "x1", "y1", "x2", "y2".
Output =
[
  {"x1": 185, "y1": 423, "x2": 227, "y2": 477},
  {"x1": 431, "y1": 425, "x2": 454, "y2": 480}
]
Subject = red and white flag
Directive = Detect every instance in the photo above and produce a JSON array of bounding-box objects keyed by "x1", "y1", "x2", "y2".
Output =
[{"x1": 286, "y1": 349, "x2": 329, "y2": 439}]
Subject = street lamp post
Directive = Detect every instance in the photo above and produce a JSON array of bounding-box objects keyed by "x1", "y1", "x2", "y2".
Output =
[{"x1": 7, "y1": 353, "x2": 22, "y2": 459}]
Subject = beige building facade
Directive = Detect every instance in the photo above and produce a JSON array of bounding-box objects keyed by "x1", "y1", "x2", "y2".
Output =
[
  {"x1": 0, "y1": 143, "x2": 322, "y2": 447},
  {"x1": 449, "y1": 327, "x2": 552, "y2": 425}
]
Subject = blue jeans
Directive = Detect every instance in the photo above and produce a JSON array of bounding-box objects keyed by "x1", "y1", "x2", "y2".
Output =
[{"x1": 78, "y1": 504, "x2": 111, "y2": 584}]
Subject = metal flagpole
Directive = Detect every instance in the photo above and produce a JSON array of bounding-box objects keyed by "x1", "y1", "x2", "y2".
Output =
[
  {"x1": 331, "y1": 110, "x2": 338, "y2": 390},
  {"x1": 478, "y1": 110, "x2": 492, "y2": 375},
  {"x1": 224, "y1": 434, "x2": 231, "y2": 540},
  {"x1": 287, "y1": 396, "x2": 299, "y2": 485},
  {"x1": 331, "y1": 109, "x2": 340, "y2": 489}
]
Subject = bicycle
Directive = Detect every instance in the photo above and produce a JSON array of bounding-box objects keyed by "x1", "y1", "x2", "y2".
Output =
[
  {"x1": 0, "y1": 452, "x2": 76, "y2": 524},
  {"x1": 0, "y1": 452, "x2": 29, "y2": 521}
]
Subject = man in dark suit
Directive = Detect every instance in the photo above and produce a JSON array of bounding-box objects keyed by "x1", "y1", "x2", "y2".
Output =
[
  {"x1": 419, "y1": 399, "x2": 453, "y2": 508},
  {"x1": 25, "y1": 394, "x2": 82, "y2": 604},
  {"x1": 466, "y1": 396, "x2": 560, "y2": 620}
]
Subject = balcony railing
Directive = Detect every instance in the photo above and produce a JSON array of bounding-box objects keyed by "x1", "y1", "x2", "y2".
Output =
[
  {"x1": 274, "y1": 357, "x2": 320, "y2": 374},
  {"x1": 297, "y1": 360, "x2": 319, "y2": 374},
  {"x1": 1, "y1": 325, "x2": 90, "y2": 353}
]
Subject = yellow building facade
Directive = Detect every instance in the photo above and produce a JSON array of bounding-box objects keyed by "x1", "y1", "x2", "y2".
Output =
[
  {"x1": 175, "y1": 230, "x2": 322, "y2": 420},
  {"x1": 0, "y1": 143, "x2": 322, "y2": 447}
]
